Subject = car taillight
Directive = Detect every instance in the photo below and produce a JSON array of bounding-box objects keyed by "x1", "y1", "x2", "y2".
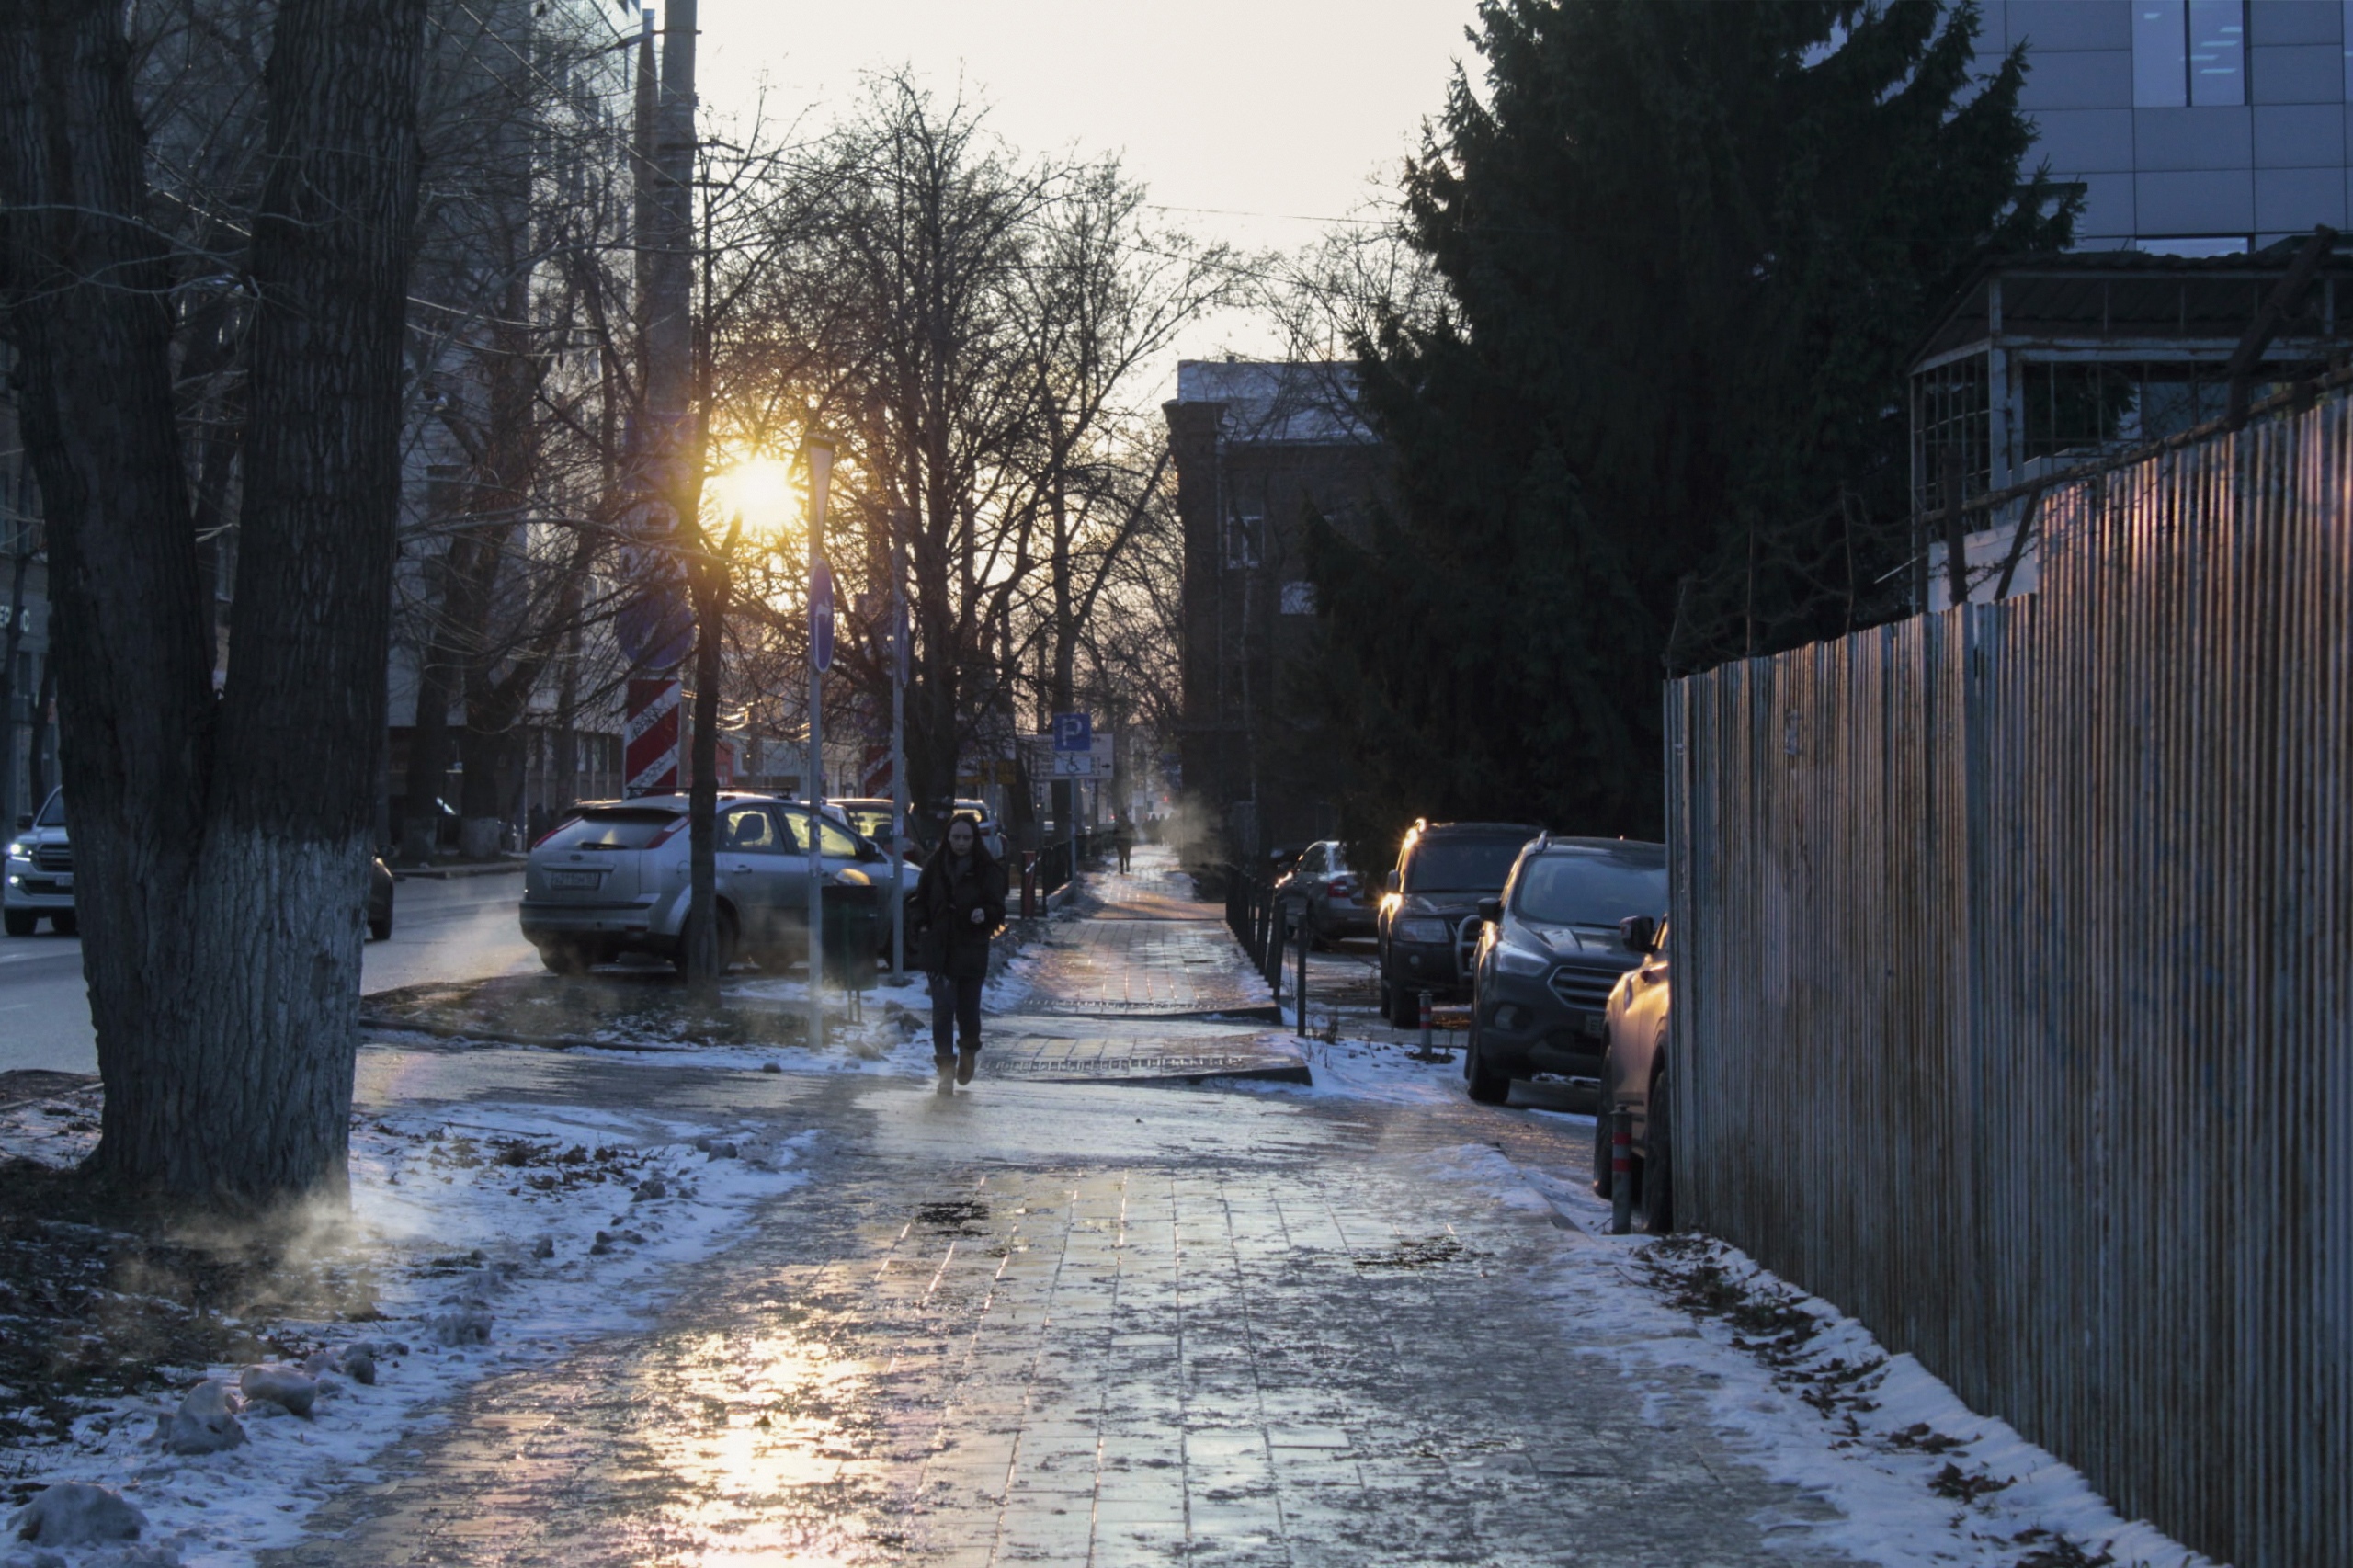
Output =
[{"x1": 1329, "y1": 876, "x2": 1357, "y2": 898}]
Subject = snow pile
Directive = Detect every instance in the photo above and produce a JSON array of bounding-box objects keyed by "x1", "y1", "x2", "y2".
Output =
[{"x1": 0, "y1": 1099, "x2": 813, "y2": 1567}]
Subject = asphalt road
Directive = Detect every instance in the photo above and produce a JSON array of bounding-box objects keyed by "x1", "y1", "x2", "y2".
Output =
[{"x1": 0, "y1": 870, "x2": 539, "y2": 1075}]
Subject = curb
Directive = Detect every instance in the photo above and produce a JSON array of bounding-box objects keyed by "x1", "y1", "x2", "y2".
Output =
[{"x1": 391, "y1": 861, "x2": 526, "y2": 881}]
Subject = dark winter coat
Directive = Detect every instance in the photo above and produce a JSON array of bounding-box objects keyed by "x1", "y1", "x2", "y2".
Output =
[{"x1": 913, "y1": 846, "x2": 1008, "y2": 980}]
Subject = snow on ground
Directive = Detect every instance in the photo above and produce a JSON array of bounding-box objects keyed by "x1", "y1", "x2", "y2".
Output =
[
  {"x1": 0, "y1": 1098, "x2": 813, "y2": 1567},
  {"x1": 1273, "y1": 1046, "x2": 2216, "y2": 1568}
]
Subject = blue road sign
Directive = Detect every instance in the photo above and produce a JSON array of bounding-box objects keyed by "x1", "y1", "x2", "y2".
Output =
[
  {"x1": 810, "y1": 560, "x2": 836, "y2": 673},
  {"x1": 1052, "y1": 711, "x2": 1092, "y2": 752}
]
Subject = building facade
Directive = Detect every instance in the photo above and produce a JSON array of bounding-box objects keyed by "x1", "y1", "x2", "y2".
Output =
[
  {"x1": 1165, "y1": 361, "x2": 1388, "y2": 859},
  {"x1": 1984, "y1": 0, "x2": 2353, "y2": 250}
]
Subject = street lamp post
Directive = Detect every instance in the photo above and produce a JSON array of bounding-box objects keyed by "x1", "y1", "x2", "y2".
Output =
[
  {"x1": 801, "y1": 435, "x2": 835, "y2": 1052},
  {"x1": 890, "y1": 507, "x2": 910, "y2": 979}
]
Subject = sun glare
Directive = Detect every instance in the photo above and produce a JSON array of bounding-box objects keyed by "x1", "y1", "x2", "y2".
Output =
[{"x1": 710, "y1": 457, "x2": 800, "y2": 537}]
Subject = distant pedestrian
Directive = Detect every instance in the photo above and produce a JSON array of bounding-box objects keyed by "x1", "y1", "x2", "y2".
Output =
[
  {"x1": 1113, "y1": 812, "x2": 1138, "y2": 874},
  {"x1": 912, "y1": 812, "x2": 1007, "y2": 1086}
]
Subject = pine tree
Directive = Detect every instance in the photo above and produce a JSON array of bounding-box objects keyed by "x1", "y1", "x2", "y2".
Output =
[{"x1": 1311, "y1": 0, "x2": 2072, "y2": 851}]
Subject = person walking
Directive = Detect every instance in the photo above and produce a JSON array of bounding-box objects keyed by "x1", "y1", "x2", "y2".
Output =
[
  {"x1": 912, "y1": 812, "x2": 1007, "y2": 1086},
  {"x1": 1113, "y1": 811, "x2": 1137, "y2": 874}
]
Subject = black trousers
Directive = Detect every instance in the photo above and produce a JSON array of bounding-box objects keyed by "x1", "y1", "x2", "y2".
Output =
[{"x1": 928, "y1": 972, "x2": 983, "y2": 1056}]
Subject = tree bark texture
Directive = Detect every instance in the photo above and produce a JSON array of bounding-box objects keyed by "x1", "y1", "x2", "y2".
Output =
[{"x1": 0, "y1": 0, "x2": 426, "y2": 1201}]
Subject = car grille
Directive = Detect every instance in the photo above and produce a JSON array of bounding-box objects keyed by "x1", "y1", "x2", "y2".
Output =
[
  {"x1": 1547, "y1": 966, "x2": 1618, "y2": 1012},
  {"x1": 33, "y1": 845, "x2": 71, "y2": 873}
]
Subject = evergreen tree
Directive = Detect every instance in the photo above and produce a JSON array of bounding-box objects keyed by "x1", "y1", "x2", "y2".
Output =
[{"x1": 1310, "y1": 0, "x2": 2072, "y2": 853}]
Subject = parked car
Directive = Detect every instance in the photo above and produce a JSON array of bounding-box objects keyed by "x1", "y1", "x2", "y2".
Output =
[
  {"x1": 1375, "y1": 820, "x2": 1543, "y2": 1027},
  {"x1": 1596, "y1": 914, "x2": 1673, "y2": 1231},
  {"x1": 4, "y1": 790, "x2": 74, "y2": 936},
  {"x1": 1461, "y1": 835, "x2": 1667, "y2": 1105},
  {"x1": 1272, "y1": 839, "x2": 1373, "y2": 947},
  {"x1": 519, "y1": 793, "x2": 889, "y2": 975},
  {"x1": 834, "y1": 798, "x2": 916, "y2": 860},
  {"x1": 7, "y1": 789, "x2": 399, "y2": 942}
]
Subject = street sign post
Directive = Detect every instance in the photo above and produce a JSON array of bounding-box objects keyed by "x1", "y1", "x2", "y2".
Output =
[
  {"x1": 809, "y1": 559, "x2": 835, "y2": 673},
  {"x1": 1051, "y1": 712, "x2": 1090, "y2": 873}
]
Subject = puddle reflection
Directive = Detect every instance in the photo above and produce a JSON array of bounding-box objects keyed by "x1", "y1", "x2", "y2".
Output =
[{"x1": 648, "y1": 1313, "x2": 901, "y2": 1564}]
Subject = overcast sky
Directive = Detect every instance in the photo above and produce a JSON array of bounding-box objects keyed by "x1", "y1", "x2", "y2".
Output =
[{"x1": 690, "y1": 0, "x2": 1482, "y2": 395}]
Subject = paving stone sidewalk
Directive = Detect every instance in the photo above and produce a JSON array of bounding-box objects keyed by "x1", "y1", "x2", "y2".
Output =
[
  {"x1": 1004, "y1": 859, "x2": 1274, "y2": 1020},
  {"x1": 261, "y1": 849, "x2": 1865, "y2": 1567}
]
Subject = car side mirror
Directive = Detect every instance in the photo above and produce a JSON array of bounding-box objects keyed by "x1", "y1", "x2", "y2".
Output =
[
  {"x1": 1620, "y1": 915, "x2": 1658, "y2": 954},
  {"x1": 1384, "y1": 869, "x2": 1401, "y2": 894},
  {"x1": 1476, "y1": 896, "x2": 1503, "y2": 925}
]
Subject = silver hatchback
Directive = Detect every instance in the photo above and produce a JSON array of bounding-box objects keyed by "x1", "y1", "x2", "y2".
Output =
[{"x1": 520, "y1": 794, "x2": 885, "y2": 974}]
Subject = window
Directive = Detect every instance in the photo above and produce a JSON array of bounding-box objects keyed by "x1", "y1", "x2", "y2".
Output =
[
  {"x1": 2136, "y1": 0, "x2": 2246, "y2": 108},
  {"x1": 722, "y1": 806, "x2": 781, "y2": 852},
  {"x1": 1223, "y1": 513, "x2": 1261, "y2": 570}
]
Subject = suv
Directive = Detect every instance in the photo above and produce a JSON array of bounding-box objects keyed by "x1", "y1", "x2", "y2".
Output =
[
  {"x1": 1461, "y1": 836, "x2": 1667, "y2": 1105},
  {"x1": 4, "y1": 790, "x2": 74, "y2": 937},
  {"x1": 520, "y1": 794, "x2": 888, "y2": 975},
  {"x1": 1375, "y1": 821, "x2": 1541, "y2": 1027}
]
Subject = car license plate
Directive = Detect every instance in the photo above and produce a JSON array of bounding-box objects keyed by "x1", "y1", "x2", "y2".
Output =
[
  {"x1": 549, "y1": 869, "x2": 601, "y2": 890},
  {"x1": 1582, "y1": 1014, "x2": 1606, "y2": 1039}
]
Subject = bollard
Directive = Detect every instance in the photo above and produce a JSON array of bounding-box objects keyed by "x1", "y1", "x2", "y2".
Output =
[
  {"x1": 1020, "y1": 852, "x2": 1038, "y2": 920},
  {"x1": 1609, "y1": 1107, "x2": 1635, "y2": 1235},
  {"x1": 1418, "y1": 990, "x2": 1433, "y2": 1054},
  {"x1": 1294, "y1": 916, "x2": 1308, "y2": 1038}
]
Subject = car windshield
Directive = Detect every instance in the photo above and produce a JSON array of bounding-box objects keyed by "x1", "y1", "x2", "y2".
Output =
[
  {"x1": 540, "y1": 809, "x2": 676, "y2": 851},
  {"x1": 1513, "y1": 850, "x2": 1667, "y2": 927},
  {"x1": 35, "y1": 792, "x2": 64, "y2": 828},
  {"x1": 1404, "y1": 836, "x2": 1529, "y2": 892}
]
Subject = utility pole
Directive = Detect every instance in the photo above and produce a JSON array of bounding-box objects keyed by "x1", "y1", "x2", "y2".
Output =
[
  {"x1": 890, "y1": 507, "x2": 909, "y2": 977},
  {"x1": 802, "y1": 438, "x2": 835, "y2": 1050}
]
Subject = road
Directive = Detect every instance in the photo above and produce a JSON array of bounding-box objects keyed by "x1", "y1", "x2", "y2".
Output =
[{"x1": 0, "y1": 870, "x2": 538, "y2": 1074}]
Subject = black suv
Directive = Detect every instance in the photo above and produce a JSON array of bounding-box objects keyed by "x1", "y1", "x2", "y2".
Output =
[
  {"x1": 1461, "y1": 835, "x2": 1667, "y2": 1104},
  {"x1": 1374, "y1": 820, "x2": 1540, "y2": 1027}
]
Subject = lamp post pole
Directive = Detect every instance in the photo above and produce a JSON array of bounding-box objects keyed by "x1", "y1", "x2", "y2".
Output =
[
  {"x1": 890, "y1": 507, "x2": 909, "y2": 978},
  {"x1": 801, "y1": 437, "x2": 835, "y2": 1051}
]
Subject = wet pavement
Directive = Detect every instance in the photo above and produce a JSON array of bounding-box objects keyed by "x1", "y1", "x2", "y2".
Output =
[{"x1": 263, "y1": 858, "x2": 1859, "y2": 1567}]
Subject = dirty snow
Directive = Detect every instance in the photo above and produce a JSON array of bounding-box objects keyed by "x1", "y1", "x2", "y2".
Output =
[{"x1": 0, "y1": 1099, "x2": 812, "y2": 1568}]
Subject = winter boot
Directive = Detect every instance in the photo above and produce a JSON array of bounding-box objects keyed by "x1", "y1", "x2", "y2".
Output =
[{"x1": 956, "y1": 1045, "x2": 979, "y2": 1085}]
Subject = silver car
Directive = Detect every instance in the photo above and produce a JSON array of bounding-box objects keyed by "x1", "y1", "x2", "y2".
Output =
[{"x1": 520, "y1": 794, "x2": 886, "y2": 974}]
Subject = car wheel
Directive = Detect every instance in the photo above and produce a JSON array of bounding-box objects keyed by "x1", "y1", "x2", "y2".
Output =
[
  {"x1": 670, "y1": 909, "x2": 739, "y2": 977},
  {"x1": 539, "y1": 941, "x2": 588, "y2": 975},
  {"x1": 50, "y1": 912, "x2": 76, "y2": 937},
  {"x1": 1384, "y1": 978, "x2": 1417, "y2": 1029},
  {"x1": 1644, "y1": 1062, "x2": 1676, "y2": 1233},
  {"x1": 1463, "y1": 1012, "x2": 1510, "y2": 1104},
  {"x1": 369, "y1": 908, "x2": 393, "y2": 942},
  {"x1": 3, "y1": 909, "x2": 33, "y2": 937}
]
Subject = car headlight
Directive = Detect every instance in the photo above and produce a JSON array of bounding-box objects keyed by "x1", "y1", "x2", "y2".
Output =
[
  {"x1": 1395, "y1": 916, "x2": 1450, "y2": 944},
  {"x1": 3, "y1": 842, "x2": 24, "y2": 860},
  {"x1": 1493, "y1": 942, "x2": 1552, "y2": 977}
]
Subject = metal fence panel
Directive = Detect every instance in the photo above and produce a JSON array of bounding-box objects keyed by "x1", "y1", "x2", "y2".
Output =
[{"x1": 1670, "y1": 393, "x2": 2353, "y2": 1568}]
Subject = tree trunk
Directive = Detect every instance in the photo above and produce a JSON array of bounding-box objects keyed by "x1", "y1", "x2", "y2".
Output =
[{"x1": 0, "y1": 0, "x2": 427, "y2": 1202}]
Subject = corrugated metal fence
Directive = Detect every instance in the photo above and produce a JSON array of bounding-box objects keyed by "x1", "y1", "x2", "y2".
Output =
[{"x1": 1666, "y1": 392, "x2": 2351, "y2": 1568}]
